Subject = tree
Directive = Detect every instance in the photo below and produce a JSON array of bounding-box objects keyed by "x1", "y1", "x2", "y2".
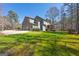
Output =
[
  {"x1": 8, "y1": 10, "x2": 19, "y2": 29},
  {"x1": 60, "y1": 3, "x2": 75, "y2": 33},
  {"x1": 46, "y1": 7, "x2": 59, "y2": 30},
  {"x1": 76, "y1": 3, "x2": 79, "y2": 33},
  {"x1": 66, "y1": 4, "x2": 74, "y2": 33},
  {"x1": 60, "y1": 13, "x2": 66, "y2": 31},
  {"x1": 60, "y1": 3, "x2": 79, "y2": 34}
]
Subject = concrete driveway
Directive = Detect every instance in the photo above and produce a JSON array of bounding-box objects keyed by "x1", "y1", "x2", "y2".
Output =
[{"x1": 0, "y1": 30, "x2": 29, "y2": 35}]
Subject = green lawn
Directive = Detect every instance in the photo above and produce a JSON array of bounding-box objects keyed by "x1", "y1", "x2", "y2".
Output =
[{"x1": 0, "y1": 31, "x2": 79, "y2": 56}]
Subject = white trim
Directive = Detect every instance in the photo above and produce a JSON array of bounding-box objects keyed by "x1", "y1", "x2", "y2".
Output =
[{"x1": 38, "y1": 22, "x2": 40, "y2": 29}]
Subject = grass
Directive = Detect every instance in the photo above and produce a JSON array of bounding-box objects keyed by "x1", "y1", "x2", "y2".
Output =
[{"x1": 0, "y1": 31, "x2": 79, "y2": 56}]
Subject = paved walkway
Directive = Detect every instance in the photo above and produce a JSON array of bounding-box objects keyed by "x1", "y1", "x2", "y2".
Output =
[{"x1": 0, "y1": 30, "x2": 29, "y2": 35}]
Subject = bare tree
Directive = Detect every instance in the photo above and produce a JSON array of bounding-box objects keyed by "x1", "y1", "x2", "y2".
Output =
[
  {"x1": 76, "y1": 3, "x2": 79, "y2": 33},
  {"x1": 60, "y1": 3, "x2": 75, "y2": 33},
  {"x1": 46, "y1": 7, "x2": 59, "y2": 30},
  {"x1": 60, "y1": 3, "x2": 79, "y2": 34}
]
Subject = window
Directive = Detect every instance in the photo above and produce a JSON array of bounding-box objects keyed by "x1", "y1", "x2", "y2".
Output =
[{"x1": 30, "y1": 19, "x2": 34, "y2": 24}]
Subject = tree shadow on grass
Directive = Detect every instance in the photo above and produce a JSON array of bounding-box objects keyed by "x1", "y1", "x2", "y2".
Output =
[
  {"x1": 56, "y1": 45, "x2": 79, "y2": 56},
  {"x1": 36, "y1": 44, "x2": 79, "y2": 56},
  {"x1": 3, "y1": 42, "x2": 79, "y2": 56}
]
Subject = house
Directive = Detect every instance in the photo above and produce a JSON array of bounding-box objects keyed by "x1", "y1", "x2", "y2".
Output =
[
  {"x1": 22, "y1": 16, "x2": 35, "y2": 30},
  {"x1": 34, "y1": 16, "x2": 44, "y2": 31},
  {"x1": 22, "y1": 16, "x2": 52, "y2": 31},
  {"x1": 22, "y1": 16, "x2": 44, "y2": 31}
]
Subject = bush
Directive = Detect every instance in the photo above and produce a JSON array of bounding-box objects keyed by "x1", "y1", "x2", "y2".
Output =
[
  {"x1": 52, "y1": 29, "x2": 56, "y2": 32},
  {"x1": 33, "y1": 28, "x2": 40, "y2": 31}
]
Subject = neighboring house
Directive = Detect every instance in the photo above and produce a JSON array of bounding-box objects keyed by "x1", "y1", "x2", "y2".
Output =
[
  {"x1": 43, "y1": 20, "x2": 51, "y2": 31},
  {"x1": 22, "y1": 16, "x2": 52, "y2": 31}
]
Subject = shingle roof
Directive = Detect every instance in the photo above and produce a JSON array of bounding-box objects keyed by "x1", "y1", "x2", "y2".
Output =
[{"x1": 35, "y1": 16, "x2": 45, "y2": 21}]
